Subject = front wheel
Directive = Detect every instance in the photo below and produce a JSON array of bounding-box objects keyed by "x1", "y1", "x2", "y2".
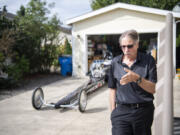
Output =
[
  {"x1": 32, "y1": 87, "x2": 44, "y2": 110},
  {"x1": 78, "y1": 89, "x2": 87, "y2": 112}
]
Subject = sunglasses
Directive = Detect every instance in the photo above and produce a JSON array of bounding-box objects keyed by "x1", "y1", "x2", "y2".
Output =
[{"x1": 120, "y1": 44, "x2": 134, "y2": 49}]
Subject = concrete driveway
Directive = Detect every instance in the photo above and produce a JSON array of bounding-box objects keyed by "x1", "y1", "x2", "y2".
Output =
[
  {"x1": 0, "y1": 77, "x2": 112, "y2": 135},
  {"x1": 1, "y1": 76, "x2": 179, "y2": 135}
]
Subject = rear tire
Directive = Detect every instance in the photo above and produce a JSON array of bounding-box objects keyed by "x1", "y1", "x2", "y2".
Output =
[
  {"x1": 78, "y1": 89, "x2": 87, "y2": 113},
  {"x1": 32, "y1": 87, "x2": 44, "y2": 110}
]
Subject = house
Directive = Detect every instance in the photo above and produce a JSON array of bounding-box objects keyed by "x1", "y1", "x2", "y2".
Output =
[
  {"x1": 0, "y1": 11, "x2": 16, "y2": 20},
  {"x1": 42, "y1": 25, "x2": 72, "y2": 46},
  {"x1": 58, "y1": 25, "x2": 72, "y2": 45},
  {"x1": 66, "y1": 2, "x2": 180, "y2": 77}
]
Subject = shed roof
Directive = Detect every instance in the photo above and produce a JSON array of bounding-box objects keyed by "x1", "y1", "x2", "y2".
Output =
[{"x1": 66, "y1": 2, "x2": 180, "y2": 25}]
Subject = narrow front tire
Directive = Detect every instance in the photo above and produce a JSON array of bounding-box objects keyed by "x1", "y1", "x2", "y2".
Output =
[
  {"x1": 78, "y1": 89, "x2": 87, "y2": 112},
  {"x1": 32, "y1": 87, "x2": 44, "y2": 110}
]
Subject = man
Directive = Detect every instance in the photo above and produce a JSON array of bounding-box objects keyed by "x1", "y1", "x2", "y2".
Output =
[{"x1": 108, "y1": 29, "x2": 157, "y2": 135}]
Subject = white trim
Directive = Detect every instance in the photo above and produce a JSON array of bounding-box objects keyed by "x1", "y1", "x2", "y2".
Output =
[
  {"x1": 84, "y1": 30, "x2": 159, "y2": 36},
  {"x1": 84, "y1": 34, "x2": 88, "y2": 76},
  {"x1": 66, "y1": 2, "x2": 180, "y2": 25},
  {"x1": 157, "y1": 31, "x2": 161, "y2": 62},
  {"x1": 71, "y1": 24, "x2": 76, "y2": 76},
  {"x1": 157, "y1": 31, "x2": 160, "y2": 62},
  {"x1": 173, "y1": 18, "x2": 176, "y2": 77}
]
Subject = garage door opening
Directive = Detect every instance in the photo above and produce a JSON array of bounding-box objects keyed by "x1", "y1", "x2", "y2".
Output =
[{"x1": 87, "y1": 33, "x2": 158, "y2": 70}]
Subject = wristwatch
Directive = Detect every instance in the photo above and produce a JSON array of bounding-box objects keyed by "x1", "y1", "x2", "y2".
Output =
[{"x1": 136, "y1": 76, "x2": 142, "y2": 84}]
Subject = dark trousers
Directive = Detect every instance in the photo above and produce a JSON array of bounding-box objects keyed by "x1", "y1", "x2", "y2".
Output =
[{"x1": 111, "y1": 103, "x2": 154, "y2": 135}]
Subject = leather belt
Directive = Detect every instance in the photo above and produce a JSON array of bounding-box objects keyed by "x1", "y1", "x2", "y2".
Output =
[{"x1": 117, "y1": 101, "x2": 153, "y2": 109}]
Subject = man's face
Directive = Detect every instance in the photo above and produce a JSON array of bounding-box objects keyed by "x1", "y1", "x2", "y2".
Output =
[{"x1": 120, "y1": 36, "x2": 138, "y2": 57}]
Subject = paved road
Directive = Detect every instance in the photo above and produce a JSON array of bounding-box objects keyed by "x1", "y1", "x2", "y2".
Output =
[{"x1": 0, "y1": 77, "x2": 111, "y2": 135}]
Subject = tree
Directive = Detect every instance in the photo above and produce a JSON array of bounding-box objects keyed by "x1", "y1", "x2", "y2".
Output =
[
  {"x1": 91, "y1": 0, "x2": 179, "y2": 10},
  {"x1": 91, "y1": 0, "x2": 116, "y2": 10},
  {"x1": 0, "y1": 6, "x2": 16, "y2": 70},
  {"x1": 15, "y1": 0, "x2": 61, "y2": 73},
  {"x1": 0, "y1": 0, "x2": 62, "y2": 88},
  {"x1": 64, "y1": 38, "x2": 72, "y2": 55},
  {"x1": 17, "y1": 5, "x2": 25, "y2": 17},
  {"x1": 0, "y1": 6, "x2": 30, "y2": 87}
]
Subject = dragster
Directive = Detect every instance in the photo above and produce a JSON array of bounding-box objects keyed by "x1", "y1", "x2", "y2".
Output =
[{"x1": 32, "y1": 51, "x2": 112, "y2": 112}]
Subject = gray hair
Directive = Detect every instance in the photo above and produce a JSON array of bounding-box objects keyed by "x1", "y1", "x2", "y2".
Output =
[{"x1": 119, "y1": 29, "x2": 139, "y2": 44}]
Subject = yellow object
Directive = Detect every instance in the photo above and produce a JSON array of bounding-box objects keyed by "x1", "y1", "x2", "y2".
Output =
[
  {"x1": 177, "y1": 68, "x2": 180, "y2": 73},
  {"x1": 151, "y1": 49, "x2": 157, "y2": 60}
]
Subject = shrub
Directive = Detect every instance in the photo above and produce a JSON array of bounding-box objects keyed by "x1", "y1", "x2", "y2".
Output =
[
  {"x1": 64, "y1": 38, "x2": 72, "y2": 55},
  {"x1": 7, "y1": 55, "x2": 29, "y2": 83}
]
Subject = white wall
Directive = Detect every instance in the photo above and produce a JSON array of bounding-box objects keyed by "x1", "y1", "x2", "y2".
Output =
[{"x1": 72, "y1": 8, "x2": 166, "y2": 77}]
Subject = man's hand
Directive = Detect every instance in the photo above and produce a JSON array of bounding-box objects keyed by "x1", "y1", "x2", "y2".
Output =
[{"x1": 120, "y1": 68, "x2": 139, "y2": 85}]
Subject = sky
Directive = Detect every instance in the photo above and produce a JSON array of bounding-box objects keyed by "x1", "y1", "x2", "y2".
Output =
[{"x1": 0, "y1": 0, "x2": 92, "y2": 24}]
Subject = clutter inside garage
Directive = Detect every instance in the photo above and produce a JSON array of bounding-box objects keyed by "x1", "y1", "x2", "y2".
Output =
[{"x1": 87, "y1": 33, "x2": 157, "y2": 70}]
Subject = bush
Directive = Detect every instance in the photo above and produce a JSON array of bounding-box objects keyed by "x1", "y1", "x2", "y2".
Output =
[
  {"x1": 64, "y1": 38, "x2": 72, "y2": 55},
  {"x1": 0, "y1": 55, "x2": 29, "y2": 88},
  {"x1": 57, "y1": 38, "x2": 72, "y2": 56},
  {"x1": 41, "y1": 44, "x2": 59, "y2": 72},
  {"x1": 0, "y1": 1, "x2": 62, "y2": 87},
  {"x1": 7, "y1": 55, "x2": 29, "y2": 82}
]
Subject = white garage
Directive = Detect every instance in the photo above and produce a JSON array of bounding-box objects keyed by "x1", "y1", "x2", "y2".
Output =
[{"x1": 66, "y1": 2, "x2": 180, "y2": 77}]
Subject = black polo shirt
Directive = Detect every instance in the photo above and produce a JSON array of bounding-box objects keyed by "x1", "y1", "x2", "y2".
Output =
[{"x1": 108, "y1": 52, "x2": 157, "y2": 104}]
